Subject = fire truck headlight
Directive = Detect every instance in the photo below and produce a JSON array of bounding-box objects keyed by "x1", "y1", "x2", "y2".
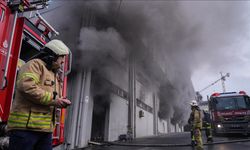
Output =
[{"x1": 217, "y1": 124, "x2": 223, "y2": 129}]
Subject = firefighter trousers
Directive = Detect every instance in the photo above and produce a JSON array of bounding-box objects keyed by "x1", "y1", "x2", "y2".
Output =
[
  {"x1": 204, "y1": 123, "x2": 213, "y2": 142},
  {"x1": 193, "y1": 128, "x2": 203, "y2": 150},
  {"x1": 9, "y1": 130, "x2": 52, "y2": 150}
]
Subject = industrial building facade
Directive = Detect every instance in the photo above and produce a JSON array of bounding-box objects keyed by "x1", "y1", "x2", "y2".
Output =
[{"x1": 63, "y1": 67, "x2": 183, "y2": 149}]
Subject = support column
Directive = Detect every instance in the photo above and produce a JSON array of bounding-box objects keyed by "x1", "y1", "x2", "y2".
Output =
[
  {"x1": 128, "y1": 53, "x2": 136, "y2": 139},
  {"x1": 65, "y1": 69, "x2": 93, "y2": 149},
  {"x1": 65, "y1": 70, "x2": 84, "y2": 149},
  {"x1": 153, "y1": 93, "x2": 158, "y2": 135},
  {"x1": 78, "y1": 68, "x2": 92, "y2": 148}
]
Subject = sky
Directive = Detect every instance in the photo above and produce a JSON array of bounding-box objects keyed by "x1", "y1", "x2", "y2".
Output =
[{"x1": 188, "y1": 2, "x2": 250, "y2": 100}]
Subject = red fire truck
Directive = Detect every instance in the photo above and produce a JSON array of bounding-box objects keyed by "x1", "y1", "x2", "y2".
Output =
[
  {"x1": 0, "y1": 0, "x2": 71, "y2": 147},
  {"x1": 209, "y1": 91, "x2": 250, "y2": 135}
]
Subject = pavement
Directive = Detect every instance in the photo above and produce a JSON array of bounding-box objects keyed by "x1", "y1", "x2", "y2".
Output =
[{"x1": 79, "y1": 132, "x2": 250, "y2": 150}]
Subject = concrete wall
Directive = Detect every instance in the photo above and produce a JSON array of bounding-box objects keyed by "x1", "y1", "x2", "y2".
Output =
[
  {"x1": 158, "y1": 119, "x2": 183, "y2": 134},
  {"x1": 108, "y1": 94, "x2": 128, "y2": 141},
  {"x1": 136, "y1": 108, "x2": 154, "y2": 137},
  {"x1": 158, "y1": 119, "x2": 168, "y2": 134},
  {"x1": 64, "y1": 70, "x2": 94, "y2": 149},
  {"x1": 135, "y1": 80, "x2": 154, "y2": 137},
  {"x1": 107, "y1": 73, "x2": 156, "y2": 140},
  {"x1": 168, "y1": 119, "x2": 176, "y2": 133}
]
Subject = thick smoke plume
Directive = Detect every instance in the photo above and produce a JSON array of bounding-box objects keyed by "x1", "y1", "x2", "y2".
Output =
[{"x1": 45, "y1": 0, "x2": 250, "y2": 125}]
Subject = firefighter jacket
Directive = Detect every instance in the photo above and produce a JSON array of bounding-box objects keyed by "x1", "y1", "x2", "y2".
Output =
[
  {"x1": 7, "y1": 59, "x2": 62, "y2": 132},
  {"x1": 188, "y1": 108, "x2": 203, "y2": 129},
  {"x1": 203, "y1": 111, "x2": 211, "y2": 123}
]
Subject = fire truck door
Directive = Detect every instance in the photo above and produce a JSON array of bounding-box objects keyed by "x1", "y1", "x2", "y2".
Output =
[{"x1": 0, "y1": 3, "x2": 8, "y2": 89}]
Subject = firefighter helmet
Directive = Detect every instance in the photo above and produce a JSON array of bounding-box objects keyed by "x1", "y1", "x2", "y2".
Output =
[
  {"x1": 190, "y1": 100, "x2": 198, "y2": 106},
  {"x1": 45, "y1": 39, "x2": 69, "y2": 56}
]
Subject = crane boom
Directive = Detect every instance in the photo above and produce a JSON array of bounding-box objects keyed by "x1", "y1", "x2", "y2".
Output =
[{"x1": 199, "y1": 73, "x2": 230, "y2": 93}]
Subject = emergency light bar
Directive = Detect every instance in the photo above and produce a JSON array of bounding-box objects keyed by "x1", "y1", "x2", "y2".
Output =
[
  {"x1": 219, "y1": 92, "x2": 237, "y2": 95},
  {"x1": 239, "y1": 91, "x2": 246, "y2": 95},
  {"x1": 211, "y1": 91, "x2": 247, "y2": 97}
]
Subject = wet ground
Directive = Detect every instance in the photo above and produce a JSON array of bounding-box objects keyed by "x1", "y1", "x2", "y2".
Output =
[{"x1": 79, "y1": 132, "x2": 250, "y2": 150}]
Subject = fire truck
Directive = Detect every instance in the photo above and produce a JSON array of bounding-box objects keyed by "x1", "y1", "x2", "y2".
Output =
[
  {"x1": 209, "y1": 91, "x2": 250, "y2": 135},
  {"x1": 0, "y1": 0, "x2": 71, "y2": 148}
]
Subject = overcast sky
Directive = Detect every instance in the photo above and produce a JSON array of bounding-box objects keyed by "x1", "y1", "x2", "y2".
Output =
[{"x1": 187, "y1": 1, "x2": 250, "y2": 100}]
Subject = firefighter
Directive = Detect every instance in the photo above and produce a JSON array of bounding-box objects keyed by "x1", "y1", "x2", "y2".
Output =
[
  {"x1": 203, "y1": 110, "x2": 213, "y2": 143},
  {"x1": 7, "y1": 39, "x2": 71, "y2": 150},
  {"x1": 188, "y1": 100, "x2": 203, "y2": 150}
]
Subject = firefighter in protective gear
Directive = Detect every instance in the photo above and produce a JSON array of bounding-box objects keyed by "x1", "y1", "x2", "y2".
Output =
[
  {"x1": 203, "y1": 110, "x2": 213, "y2": 143},
  {"x1": 188, "y1": 100, "x2": 204, "y2": 150},
  {"x1": 8, "y1": 39, "x2": 71, "y2": 150}
]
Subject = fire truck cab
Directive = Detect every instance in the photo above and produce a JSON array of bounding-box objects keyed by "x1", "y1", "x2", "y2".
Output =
[
  {"x1": 0, "y1": 0, "x2": 71, "y2": 147},
  {"x1": 209, "y1": 91, "x2": 250, "y2": 135}
]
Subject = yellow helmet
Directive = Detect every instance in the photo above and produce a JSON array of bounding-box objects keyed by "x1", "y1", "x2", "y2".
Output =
[{"x1": 45, "y1": 39, "x2": 69, "y2": 56}]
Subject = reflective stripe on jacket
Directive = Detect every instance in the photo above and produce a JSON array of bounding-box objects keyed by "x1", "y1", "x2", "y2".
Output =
[
  {"x1": 8, "y1": 111, "x2": 51, "y2": 129},
  {"x1": 8, "y1": 59, "x2": 61, "y2": 132}
]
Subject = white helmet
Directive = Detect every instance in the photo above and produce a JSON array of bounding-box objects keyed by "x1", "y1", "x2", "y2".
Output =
[
  {"x1": 190, "y1": 100, "x2": 198, "y2": 106},
  {"x1": 45, "y1": 39, "x2": 69, "y2": 56}
]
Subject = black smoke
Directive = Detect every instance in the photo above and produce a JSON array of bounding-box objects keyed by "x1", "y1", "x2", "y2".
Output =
[{"x1": 43, "y1": 0, "x2": 249, "y2": 125}]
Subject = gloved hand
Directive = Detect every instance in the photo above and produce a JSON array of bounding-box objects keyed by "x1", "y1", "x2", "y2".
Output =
[{"x1": 51, "y1": 98, "x2": 71, "y2": 108}]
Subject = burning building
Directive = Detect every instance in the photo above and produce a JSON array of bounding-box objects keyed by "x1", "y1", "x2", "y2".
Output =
[{"x1": 39, "y1": 1, "x2": 196, "y2": 149}]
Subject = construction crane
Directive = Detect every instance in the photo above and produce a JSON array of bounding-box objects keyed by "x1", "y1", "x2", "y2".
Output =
[
  {"x1": 196, "y1": 72, "x2": 230, "y2": 102},
  {"x1": 199, "y1": 72, "x2": 230, "y2": 93}
]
